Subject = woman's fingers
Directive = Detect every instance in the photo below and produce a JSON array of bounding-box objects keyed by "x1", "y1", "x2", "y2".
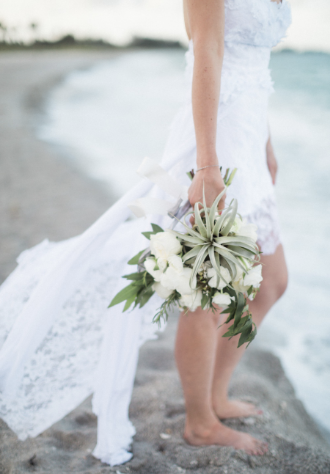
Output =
[{"x1": 218, "y1": 191, "x2": 226, "y2": 211}]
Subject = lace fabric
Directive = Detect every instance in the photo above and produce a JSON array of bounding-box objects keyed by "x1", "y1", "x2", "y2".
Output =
[{"x1": 0, "y1": 0, "x2": 291, "y2": 467}]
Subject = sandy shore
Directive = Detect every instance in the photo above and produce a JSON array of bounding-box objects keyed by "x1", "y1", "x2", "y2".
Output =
[{"x1": 0, "y1": 50, "x2": 329, "y2": 474}]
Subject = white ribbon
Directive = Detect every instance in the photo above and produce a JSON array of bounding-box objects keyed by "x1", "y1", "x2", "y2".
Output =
[{"x1": 129, "y1": 157, "x2": 188, "y2": 218}]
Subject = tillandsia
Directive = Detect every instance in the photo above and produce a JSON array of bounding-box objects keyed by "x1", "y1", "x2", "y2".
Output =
[{"x1": 109, "y1": 168, "x2": 262, "y2": 348}]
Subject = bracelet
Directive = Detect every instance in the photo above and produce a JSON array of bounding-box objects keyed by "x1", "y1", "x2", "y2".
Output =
[{"x1": 196, "y1": 164, "x2": 219, "y2": 172}]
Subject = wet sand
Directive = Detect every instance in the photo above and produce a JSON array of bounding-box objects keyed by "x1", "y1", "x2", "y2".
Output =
[{"x1": 0, "y1": 50, "x2": 329, "y2": 474}]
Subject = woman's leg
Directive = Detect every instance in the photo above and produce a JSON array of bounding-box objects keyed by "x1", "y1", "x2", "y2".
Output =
[
  {"x1": 212, "y1": 244, "x2": 288, "y2": 419},
  {"x1": 175, "y1": 305, "x2": 268, "y2": 455}
]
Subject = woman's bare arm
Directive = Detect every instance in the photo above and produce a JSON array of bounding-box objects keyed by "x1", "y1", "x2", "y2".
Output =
[
  {"x1": 266, "y1": 135, "x2": 278, "y2": 185},
  {"x1": 185, "y1": 0, "x2": 226, "y2": 210}
]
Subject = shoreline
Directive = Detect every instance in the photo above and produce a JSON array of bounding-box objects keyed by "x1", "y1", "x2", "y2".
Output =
[{"x1": 0, "y1": 49, "x2": 329, "y2": 473}]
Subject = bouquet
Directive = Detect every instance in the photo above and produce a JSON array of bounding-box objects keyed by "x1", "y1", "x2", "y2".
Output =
[{"x1": 109, "y1": 169, "x2": 262, "y2": 348}]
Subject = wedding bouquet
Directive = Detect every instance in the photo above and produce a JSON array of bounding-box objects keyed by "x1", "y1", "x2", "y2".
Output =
[{"x1": 109, "y1": 169, "x2": 262, "y2": 347}]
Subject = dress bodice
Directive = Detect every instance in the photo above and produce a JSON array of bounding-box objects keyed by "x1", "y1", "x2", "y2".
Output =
[
  {"x1": 224, "y1": 0, "x2": 292, "y2": 48},
  {"x1": 185, "y1": 0, "x2": 292, "y2": 105}
]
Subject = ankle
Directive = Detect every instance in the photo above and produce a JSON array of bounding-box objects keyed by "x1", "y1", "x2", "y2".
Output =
[
  {"x1": 185, "y1": 414, "x2": 219, "y2": 438},
  {"x1": 212, "y1": 392, "x2": 229, "y2": 409}
]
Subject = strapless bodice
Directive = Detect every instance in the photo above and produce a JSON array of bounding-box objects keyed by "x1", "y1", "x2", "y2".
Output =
[
  {"x1": 185, "y1": 0, "x2": 291, "y2": 105},
  {"x1": 224, "y1": 0, "x2": 291, "y2": 49}
]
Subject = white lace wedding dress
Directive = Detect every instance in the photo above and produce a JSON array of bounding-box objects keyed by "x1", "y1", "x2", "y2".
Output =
[{"x1": 0, "y1": 0, "x2": 291, "y2": 467}]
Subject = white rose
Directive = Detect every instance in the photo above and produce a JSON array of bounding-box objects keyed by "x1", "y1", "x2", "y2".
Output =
[
  {"x1": 232, "y1": 264, "x2": 249, "y2": 294},
  {"x1": 160, "y1": 266, "x2": 196, "y2": 296},
  {"x1": 230, "y1": 216, "x2": 243, "y2": 234},
  {"x1": 157, "y1": 257, "x2": 167, "y2": 272},
  {"x1": 212, "y1": 292, "x2": 232, "y2": 308},
  {"x1": 236, "y1": 218, "x2": 258, "y2": 242},
  {"x1": 144, "y1": 257, "x2": 162, "y2": 282},
  {"x1": 152, "y1": 282, "x2": 173, "y2": 299},
  {"x1": 179, "y1": 290, "x2": 202, "y2": 312},
  {"x1": 243, "y1": 264, "x2": 263, "y2": 289},
  {"x1": 150, "y1": 231, "x2": 182, "y2": 261},
  {"x1": 207, "y1": 266, "x2": 231, "y2": 290},
  {"x1": 168, "y1": 255, "x2": 184, "y2": 273}
]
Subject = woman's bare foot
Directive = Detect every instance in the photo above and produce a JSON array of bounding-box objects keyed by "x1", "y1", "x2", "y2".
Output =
[
  {"x1": 184, "y1": 420, "x2": 268, "y2": 456},
  {"x1": 214, "y1": 400, "x2": 263, "y2": 420}
]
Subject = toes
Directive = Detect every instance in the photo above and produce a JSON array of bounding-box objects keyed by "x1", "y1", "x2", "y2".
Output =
[
  {"x1": 252, "y1": 441, "x2": 268, "y2": 456},
  {"x1": 245, "y1": 438, "x2": 268, "y2": 456}
]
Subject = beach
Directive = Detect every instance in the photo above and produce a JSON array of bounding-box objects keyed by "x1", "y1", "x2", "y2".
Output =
[{"x1": 0, "y1": 49, "x2": 330, "y2": 474}]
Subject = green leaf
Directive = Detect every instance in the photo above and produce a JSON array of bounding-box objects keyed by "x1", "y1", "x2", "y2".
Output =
[
  {"x1": 247, "y1": 285, "x2": 254, "y2": 296},
  {"x1": 234, "y1": 292, "x2": 246, "y2": 328},
  {"x1": 190, "y1": 245, "x2": 210, "y2": 287},
  {"x1": 203, "y1": 184, "x2": 212, "y2": 238},
  {"x1": 151, "y1": 223, "x2": 164, "y2": 233},
  {"x1": 226, "y1": 246, "x2": 256, "y2": 259},
  {"x1": 186, "y1": 171, "x2": 194, "y2": 181},
  {"x1": 213, "y1": 244, "x2": 246, "y2": 272},
  {"x1": 182, "y1": 244, "x2": 205, "y2": 263},
  {"x1": 194, "y1": 202, "x2": 208, "y2": 238},
  {"x1": 123, "y1": 294, "x2": 137, "y2": 312},
  {"x1": 208, "y1": 246, "x2": 223, "y2": 289},
  {"x1": 209, "y1": 188, "x2": 227, "y2": 232},
  {"x1": 216, "y1": 235, "x2": 256, "y2": 247},
  {"x1": 220, "y1": 257, "x2": 237, "y2": 281},
  {"x1": 221, "y1": 199, "x2": 238, "y2": 236},
  {"x1": 142, "y1": 231, "x2": 154, "y2": 240},
  {"x1": 128, "y1": 249, "x2": 146, "y2": 265},
  {"x1": 178, "y1": 220, "x2": 208, "y2": 242},
  {"x1": 213, "y1": 203, "x2": 234, "y2": 237},
  {"x1": 246, "y1": 323, "x2": 257, "y2": 347},
  {"x1": 123, "y1": 272, "x2": 145, "y2": 281},
  {"x1": 225, "y1": 168, "x2": 237, "y2": 187},
  {"x1": 138, "y1": 287, "x2": 155, "y2": 308},
  {"x1": 169, "y1": 230, "x2": 204, "y2": 246},
  {"x1": 201, "y1": 293, "x2": 209, "y2": 310},
  {"x1": 238, "y1": 321, "x2": 255, "y2": 347},
  {"x1": 108, "y1": 283, "x2": 139, "y2": 308}
]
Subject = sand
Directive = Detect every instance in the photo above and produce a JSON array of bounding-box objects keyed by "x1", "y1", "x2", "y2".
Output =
[{"x1": 0, "y1": 50, "x2": 329, "y2": 474}]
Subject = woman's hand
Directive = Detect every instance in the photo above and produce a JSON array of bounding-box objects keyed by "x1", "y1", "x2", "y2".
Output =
[
  {"x1": 266, "y1": 137, "x2": 278, "y2": 185},
  {"x1": 188, "y1": 166, "x2": 226, "y2": 223}
]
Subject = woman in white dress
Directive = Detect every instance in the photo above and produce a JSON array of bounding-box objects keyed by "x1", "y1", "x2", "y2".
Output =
[
  {"x1": 175, "y1": 0, "x2": 289, "y2": 456},
  {"x1": 0, "y1": 0, "x2": 291, "y2": 466}
]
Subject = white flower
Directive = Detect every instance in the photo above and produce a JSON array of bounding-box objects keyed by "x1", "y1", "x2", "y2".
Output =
[
  {"x1": 150, "y1": 231, "x2": 182, "y2": 262},
  {"x1": 168, "y1": 255, "x2": 184, "y2": 273},
  {"x1": 160, "y1": 266, "x2": 196, "y2": 296},
  {"x1": 157, "y1": 258, "x2": 167, "y2": 272},
  {"x1": 144, "y1": 257, "x2": 162, "y2": 282},
  {"x1": 230, "y1": 216, "x2": 243, "y2": 234},
  {"x1": 212, "y1": 292, "x2": 232, "y2": 308},
  {"x1": 179, "y1": 291, "x2": 202, "y2": 312},
  {"x1": 152, "y1": 282, "x2": 173, "y2": 299},
  {"x1": 243, "y1": 264, "x2": 263, "y2": 289},
  {"x1": 207, "y1": 266, "x2": 231, "y2": 290},
  {"x1": 236, "y1": 218, "x2": 258, "y2": 242},
  {"x1": 232, "y1": 263, "x2": 249, "y2": 294}
]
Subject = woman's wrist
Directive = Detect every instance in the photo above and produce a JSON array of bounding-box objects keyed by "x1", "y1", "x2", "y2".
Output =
[
  {"x1": 195, "y1": 166, "x2": 222, "y2": 182},
  {"x1": 196, "y1": 151, "x2": 219, "y2": 169},
  {"x1": 196, "y1": 164, "x2": 219, "y2": 172}
]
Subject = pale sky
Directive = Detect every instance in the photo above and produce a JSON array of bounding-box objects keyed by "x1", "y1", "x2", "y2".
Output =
[{"x1": 0, "y1": 0, "x2": 330, "y2": 52}]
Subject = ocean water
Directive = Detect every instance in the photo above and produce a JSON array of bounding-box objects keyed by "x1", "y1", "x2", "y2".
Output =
[{"x1": 38, "y1": 48, "x2": 330, "y2": 435}]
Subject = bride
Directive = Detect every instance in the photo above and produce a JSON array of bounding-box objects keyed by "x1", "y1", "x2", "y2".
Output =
[{"x1": 0, "y1": 0, "x2": 291, "y2": 466}]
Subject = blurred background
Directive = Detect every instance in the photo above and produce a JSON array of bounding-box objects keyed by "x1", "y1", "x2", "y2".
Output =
[{"x1": 0, "y1": 0, "x2": 329, "y2": 441}]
